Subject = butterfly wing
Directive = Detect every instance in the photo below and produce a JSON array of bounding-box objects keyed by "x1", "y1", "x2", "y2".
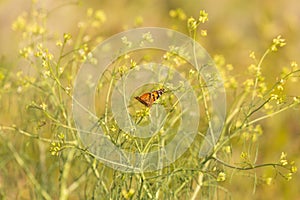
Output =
[
  {"x1": 152, "y1": 89, "x2": 165, "y2": 102},
  {"x1": 135, "y1": 89, "x2": 165, "y2": 107},
  {"x1": 135, "y1": 92, "x2": 153, "y2": 107}
]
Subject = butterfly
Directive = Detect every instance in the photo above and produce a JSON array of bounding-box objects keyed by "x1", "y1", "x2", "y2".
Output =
[{"x1": 135, "y1": 88, "x2": 165, "y2": 107}]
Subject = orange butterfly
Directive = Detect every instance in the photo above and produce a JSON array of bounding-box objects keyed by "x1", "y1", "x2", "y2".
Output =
[{"x1": 135, "y1": 88, "x2": 165, "y2": 107}]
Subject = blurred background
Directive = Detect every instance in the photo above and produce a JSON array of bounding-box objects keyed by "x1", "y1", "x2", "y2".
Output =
[{"x1": 1, "y1": 0, "x2": 299, "y2": 199}]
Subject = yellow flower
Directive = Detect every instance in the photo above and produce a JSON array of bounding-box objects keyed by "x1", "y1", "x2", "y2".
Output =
[
  {"x1": 200, "y1": 29, "x2": 207, "y2": 36},
  {"x1": 217, "y1": 172, "x2": 226, "y2": 182},
  {"x1": 249, "y1": 51, "x2": 256, "y2": 59},
  {"x1": 63, "y1": 33, "x2": 72, "y2": 41},
  {"x1": 280, "y1": 152, "x2": 288, "y2": 166},
  {"x1": 94, "y1": 10, "x2": 106, "y2": 23},
  {"x1": 187, "y1": 17, "x2": 197, "y2": 31},
  {"x1": 169, "y1": 8, "x2": 186, "y2": 20},
  {"x1": 270, "y1": 35, "x2": 286, "y2": 51},
  {"x1": 12, "y1": 14, "x2": 27, "y2": 31},
  {"x1": 199, "y1": 10, "x2": 208, "y2": 23},
  {"x1": 291, "y1": 165, "x2": 297, "y2": 173},
  {"x1": 265, "y1": 177, "x2": 272, "y2": 185}
]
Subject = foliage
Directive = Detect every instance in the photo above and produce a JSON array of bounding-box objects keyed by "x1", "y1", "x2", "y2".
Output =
[{"x1": 0, "y1": 1, "x2": 299, "y2": 199}]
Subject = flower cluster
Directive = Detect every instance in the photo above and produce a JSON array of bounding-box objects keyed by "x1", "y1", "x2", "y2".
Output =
[
  {"x1": 187, "y1": 10, "x2": 208, "y2": 34},
  {"x1": 270, "y1": 35, "x2": 286, "y2": 52}
]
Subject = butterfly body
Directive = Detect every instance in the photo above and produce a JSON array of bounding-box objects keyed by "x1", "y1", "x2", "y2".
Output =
[{"x1": 135, "y1": 88, "x2": 165, "y2": 107}]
